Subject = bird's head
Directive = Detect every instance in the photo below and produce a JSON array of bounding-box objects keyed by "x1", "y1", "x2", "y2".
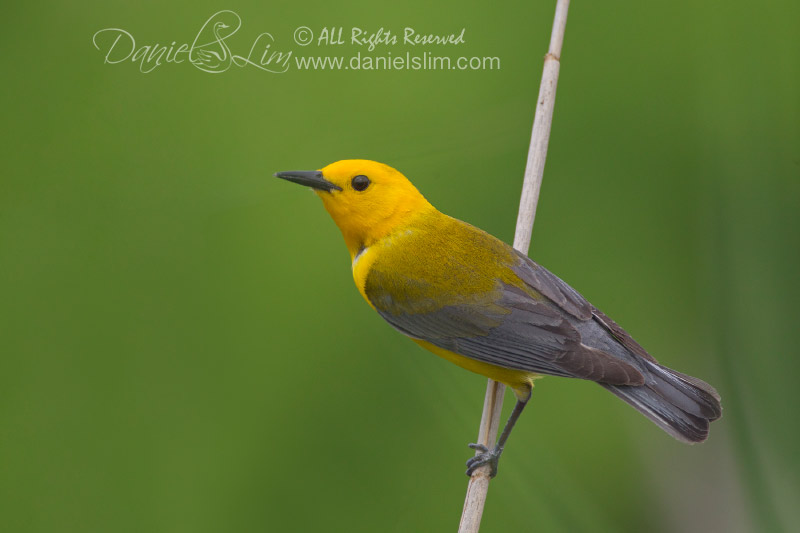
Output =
[{"x1": 275, "y1": 159, "x2": 434, "y2": 258}]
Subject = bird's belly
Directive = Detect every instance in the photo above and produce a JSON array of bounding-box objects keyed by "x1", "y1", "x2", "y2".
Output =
[{"x1": 413, "y1": 339, "x2": 539, "y2": 399}]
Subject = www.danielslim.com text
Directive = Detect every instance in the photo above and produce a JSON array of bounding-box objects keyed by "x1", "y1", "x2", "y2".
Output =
[{"x1": 294, "y1": 52, "x2": 500, "y2": 70}]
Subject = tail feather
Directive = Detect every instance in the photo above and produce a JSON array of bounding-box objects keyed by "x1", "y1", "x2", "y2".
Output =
[{"x1": 601, "y1": 360, "x2": 722, "y2": 443}]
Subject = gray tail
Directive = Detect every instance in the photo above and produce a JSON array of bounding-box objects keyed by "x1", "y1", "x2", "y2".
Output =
[{"x1": 600, "y1": 360, "x2": 722, "y2": 443}]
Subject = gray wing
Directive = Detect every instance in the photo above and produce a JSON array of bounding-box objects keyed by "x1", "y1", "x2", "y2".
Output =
[{"x1": 368, "y1": 253, "x2": 645, "y2": 386}]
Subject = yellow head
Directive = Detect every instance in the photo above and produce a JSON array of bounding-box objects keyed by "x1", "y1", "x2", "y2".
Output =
[{"x1": 276, "y1": 160, "x2": 434, "y2": 258}]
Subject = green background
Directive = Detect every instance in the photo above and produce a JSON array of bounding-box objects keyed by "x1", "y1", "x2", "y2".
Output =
[{"x1": 2, "y1": 1, "x2": 798, "y2": 532}]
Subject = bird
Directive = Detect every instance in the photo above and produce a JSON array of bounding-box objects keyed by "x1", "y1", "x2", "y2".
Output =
[
  {"x1": 190, "y1": 22, "x2": 230, "y2": 71},
  {"x1": 274, "y1": 159, "x2": 722, "y2": 478}
]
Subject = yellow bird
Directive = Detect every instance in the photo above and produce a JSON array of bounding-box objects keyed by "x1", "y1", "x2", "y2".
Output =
[{"x1": 275, "y1": 159, "x2": 721, "y2": 477}]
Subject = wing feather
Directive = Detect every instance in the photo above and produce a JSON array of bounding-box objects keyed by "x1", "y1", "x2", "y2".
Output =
[
  {"x1": 371, "y1": 279, "x2": 644, "y2": 385},
  {"x1": 364, "y1": 220, "x2": 644, "y2": 386}
]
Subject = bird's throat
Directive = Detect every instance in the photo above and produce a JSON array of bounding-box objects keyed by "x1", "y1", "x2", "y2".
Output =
[{"x1": 323, "y1": 195, "x2": 436, "y2": 262}]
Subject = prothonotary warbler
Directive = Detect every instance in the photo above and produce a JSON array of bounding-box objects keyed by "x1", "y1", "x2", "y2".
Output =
[{"x1": 275, "y1": 159, "x2": 722, "y2": 477}]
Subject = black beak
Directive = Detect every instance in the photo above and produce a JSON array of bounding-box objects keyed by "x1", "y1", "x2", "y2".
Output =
[{"x1": 274, "y1": 170, "x2": 342, "y2": 192}]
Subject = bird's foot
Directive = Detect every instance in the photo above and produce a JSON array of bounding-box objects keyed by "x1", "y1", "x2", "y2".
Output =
[{"x1": 466, "y1": 443, "x2": 501, "y2": 478}]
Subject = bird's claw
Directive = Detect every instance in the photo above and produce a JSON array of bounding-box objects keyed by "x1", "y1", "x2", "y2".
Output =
[
  {"x1": 466, "y1": 443, "x2": 500, "y2": 478},
  {"x1": 468, "y1": 443, "x2": 489, "y2": 453}
]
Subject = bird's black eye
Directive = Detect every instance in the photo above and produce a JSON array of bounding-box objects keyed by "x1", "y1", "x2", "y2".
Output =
[{"x1": 351, "y1": 175, "x2": 370, "y2": 191}]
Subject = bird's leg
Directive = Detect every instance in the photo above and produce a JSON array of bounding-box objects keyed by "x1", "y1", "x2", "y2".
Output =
[{"x1": 466, "y1": 396, "x2": 529, "y2": 478}]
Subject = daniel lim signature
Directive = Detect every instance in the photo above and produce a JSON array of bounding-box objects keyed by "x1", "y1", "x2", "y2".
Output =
[{"x1": 92, "y1": 10, "x2": 292, "y2": 73}]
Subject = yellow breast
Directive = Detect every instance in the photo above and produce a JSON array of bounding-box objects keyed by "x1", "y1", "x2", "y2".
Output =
[{"x1": 351, "y1": 215, "x2": 540, "y2": 399}]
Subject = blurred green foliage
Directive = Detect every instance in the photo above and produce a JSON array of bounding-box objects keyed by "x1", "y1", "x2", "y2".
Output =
[{"x1": 1, "y1": 1, "x2": 798, "y2": 532}]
